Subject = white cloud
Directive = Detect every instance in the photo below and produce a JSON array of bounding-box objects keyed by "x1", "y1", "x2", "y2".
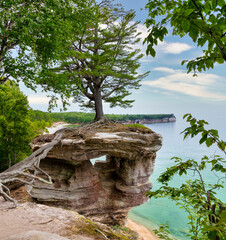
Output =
[
  {"x1": 143, "y1": 68, "x2": 226, "y2": 101},
  {"x1": 134, "y1": 23, "x2": 193, "y2": 59},
  {"x1": 158, "y1": 42, "x2": 193, "y2": 54},
  {"x1": 152, "y1": 67, "x2": 176, "y2": 74},
  {"x1": 28, "y1": 96, "x2": 50, "y2": 104},
  {"x1": 136, "y1": 23, "x2": 149, "y2": 41},
  {"x1": 28, "y1": 96, "x2": 74, "y2": 105}
]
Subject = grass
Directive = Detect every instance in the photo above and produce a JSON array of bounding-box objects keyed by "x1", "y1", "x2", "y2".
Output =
[
  {"x1": 66, "y1": 124, "x2": 81, "y2": 128},
  {"x1": 124, "y1": 123, "x2": 151, "y2": 130},
  {"x1": 66, "y1": 218, "x2": 138, "y2": 240}
]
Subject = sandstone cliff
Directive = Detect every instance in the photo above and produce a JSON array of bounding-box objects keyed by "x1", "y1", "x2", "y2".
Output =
[
  {"x1": 128, "y1": 116, "x2": 176, "y2": 124},
  {"x1": 29, "y1": 123, "x2": 162, "y2": 226},
  {"x1": 0, "y1": 198, "x2": 139, "y2": 240}
]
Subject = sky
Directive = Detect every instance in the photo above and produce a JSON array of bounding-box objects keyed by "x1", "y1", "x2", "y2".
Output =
[{"x1": 21, "y1": 0, "x2": 226, "y2": 125}]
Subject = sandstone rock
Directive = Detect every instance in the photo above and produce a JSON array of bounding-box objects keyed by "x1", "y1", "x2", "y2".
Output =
[
  {"x1": 5, "y1": 230, "x2": 69, "y2": 240},
  {"x1": 29, "y1": 124, "x2": 162, "y2": 225},
  {"x1": 0, "y1": 200, "x2": 136, "y2": 240}
]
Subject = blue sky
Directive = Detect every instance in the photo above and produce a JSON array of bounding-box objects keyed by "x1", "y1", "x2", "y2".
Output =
[{"x1": 21, "y1": 0, "x2": 226, "y2": 124}]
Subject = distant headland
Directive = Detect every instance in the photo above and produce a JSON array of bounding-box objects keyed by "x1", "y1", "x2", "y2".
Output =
[{"x1": 30, "y1": 110, "x2": 176, "y2": 125}]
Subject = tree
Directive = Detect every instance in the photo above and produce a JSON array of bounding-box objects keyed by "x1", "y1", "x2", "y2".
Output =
[
  {"x1": 0, "y1": 81, "x2": 43, "y2": 171},
  {"x1": 145, "y1": 0, "x2": 226, "y2": 73},
  {"x1": 144, "y1": 2, "x2": 226, "y2": 238},
  {"x1": 39, "y1": 0, "x2": 149, "y2": 121},
  {"x1": 0, "y1": 0, "x2": 90, "y2": 88},
  {"x1": 147, "y1": 115, "x2": 226, "y2": 240}
]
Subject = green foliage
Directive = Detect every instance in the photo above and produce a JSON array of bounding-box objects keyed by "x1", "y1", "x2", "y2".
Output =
[
  {"x1": 105, "y1": 113, "x2": 174, "y2": 122},
  {"x1": 0, "y1": 82, "x2": 47, "y2": 172},
  {"x1": 145, "y1": 0, "x2": 226, "y2": 73},
  {"x1": 153, "y1": 224, "x2": 176, "y2": 240},
  {"x1": 112, "y1": 225, "x2": 138, "y2": 239},
  {"x1": 147, "y1": 115, "x2": 226, "y2": 240},
  {"x1": 0, "y1": 0, "x2": 90, "y2": 87},
  {"x1": 29, "y1": 110, "x2": 175, "y2": 124},
  {"x1": 124, "y1": 124, "x2": 150, "y2": 129},
  {"x1": 39, "y1": 0, "x2": 148, "y2": 120},
  {"x1": 182, "y1": 113, "x2": 226, "y2": 153}
]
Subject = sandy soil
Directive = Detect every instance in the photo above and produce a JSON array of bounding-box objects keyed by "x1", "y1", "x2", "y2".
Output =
[{"x1": 126, "y1": 219, "x2": 160, "y2": 240}]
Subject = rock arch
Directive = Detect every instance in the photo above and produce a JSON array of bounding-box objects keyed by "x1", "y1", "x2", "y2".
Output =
[{"x1": 28, "y1": 125, "x2": 162, "y2": 225}]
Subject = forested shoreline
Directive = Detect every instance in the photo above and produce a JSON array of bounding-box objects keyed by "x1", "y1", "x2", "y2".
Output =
[{"x1": 30, "y1": 110, "x2": 176, "y2": 124}]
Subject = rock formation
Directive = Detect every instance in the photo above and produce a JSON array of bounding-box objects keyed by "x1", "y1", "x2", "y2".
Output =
[{"x1": 28, "y1": 123, "x2": 162, "y2": 225}]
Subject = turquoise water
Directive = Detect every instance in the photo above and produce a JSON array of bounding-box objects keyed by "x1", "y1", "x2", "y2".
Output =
[{"x1": 129, "y1": 118, "x2": 226, "y2": 239}]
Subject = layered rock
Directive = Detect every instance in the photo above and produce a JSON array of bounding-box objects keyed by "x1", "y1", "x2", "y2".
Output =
[{"x1": 28, "y1": 124, "x2": 162, "y2": 225}]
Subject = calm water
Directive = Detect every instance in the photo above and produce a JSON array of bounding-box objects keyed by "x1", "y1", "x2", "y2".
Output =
[{"x1": 129, "y1": 117, "x2": 226, "y2": 239}]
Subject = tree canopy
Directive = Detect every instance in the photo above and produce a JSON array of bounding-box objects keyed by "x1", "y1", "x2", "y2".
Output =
[
  {"x1": 0, "y1": 81, "x2": 31, "y2": 170},
  {"x1": 0, "y1": 0, "x2": 90, "y2": 88},
  {"x1": 0, "y1": 81, "x2": 49, "y2": 171},
  {"x1": 30, "y1": 110, "x2": 175, "y2": 124},
  {"x1": 145, "y1": 0, "x2": 226, "y2": 73},
  {"x1": 39, "y1": 0, "x2": 149, "y2": 121}
]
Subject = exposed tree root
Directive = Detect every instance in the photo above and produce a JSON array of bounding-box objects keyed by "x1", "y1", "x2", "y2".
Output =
[
  {"x1": 0, "y1": 132, "x2": 64, "y2": 208},
  {"x1": 78, "y1": 119, "x2": 117, "y2": 134}
]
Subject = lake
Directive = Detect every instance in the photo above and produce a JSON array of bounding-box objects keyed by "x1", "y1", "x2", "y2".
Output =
[{"x1": 129, "y1": 116, "x2": 226, "y2": 239}]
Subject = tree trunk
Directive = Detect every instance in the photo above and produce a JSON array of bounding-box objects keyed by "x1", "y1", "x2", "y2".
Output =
[
  {"x1": 8, "y1": 152, "x2": 11, "y2": 168},
  {"x1": 13, "y1": 151, "x2": 16, "y2": 166},
  {"x1": 94, "y1": 88, "x2": 105, "y2": 121}
]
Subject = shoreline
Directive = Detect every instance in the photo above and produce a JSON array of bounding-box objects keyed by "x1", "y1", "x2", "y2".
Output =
[{"x1": 126, "y1": 219, "x2": 160, "y2": 240}]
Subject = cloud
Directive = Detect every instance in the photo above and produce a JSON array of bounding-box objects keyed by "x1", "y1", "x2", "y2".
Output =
[
  {"x1": 133, "y1": 23, "x2": 193, "y2": 62},
  {"x1": 143, "y1": 68, "x2": 226, "y2": 101},
  {"x1": 28, "y1": 96, "x2": 74, "y2": 105},
  {"x1": 28, "y1": 96, "x2": 50, "y2": 104},
  {"x1": 136, "y1": 23, "x2": 149, "y2": 41},
  {"x1": 152, "y1": 67, "x2": 176, "y2": 74},
  {"x1": 158, "y1": 42, "x2": 193, "y2": 54}
]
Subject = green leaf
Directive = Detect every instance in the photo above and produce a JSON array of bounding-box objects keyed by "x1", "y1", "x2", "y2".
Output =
[
  {"x1": 216, "y1": 58, "x2": 224, "y2": 64},
  {"x1": 212, "y1": 0, "x2": 217, "y2": 9},
  {"x1": 217, "y1": 141, "x2": 225, "y2": 151},
  {"x1": 183, "y1": 113, "x2": 190, "y2": 119},
  {"x1": 209, "y1": 14, "x2": 217, "y2": 24},
  {"x1": 198, "y1": 37, "x2": 207, "y2": 47},
  {"x1": 218, "y1": 0, "x2": 225, "y2": 7},
  {"x1": 199, "y1": 134, "x2": 207, "y2": 144},
  {"x1": 147, "y1": 46, "x2": 156, "y2": 57},
  {"x1": 206, "y1": 137, "x2": 214, "y2": 147},
  {"x1": 210, "y1": 129, "x2": 219, "y2": 137},
  {"x1": 189, "y1": 29, "x2": 198, "y2": 41},
  {"x1": 213, "y1": 164, "x2": 223, "y2": 171},
  {"x1": 184, "y1": 9, "x2": 194, "y2": 16},
  {"x1": 182, "y1": 20, "x2": 190, "y2": 32}
]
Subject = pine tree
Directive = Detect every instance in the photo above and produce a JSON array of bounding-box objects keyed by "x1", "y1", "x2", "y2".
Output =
[{"x1": 40, "y1": 0, "x2": 148, "y2": 121}]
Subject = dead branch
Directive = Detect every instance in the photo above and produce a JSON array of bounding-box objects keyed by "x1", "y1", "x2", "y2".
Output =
[{"x1": 0, "y1": 132, "x2": 64, "y2": 208}]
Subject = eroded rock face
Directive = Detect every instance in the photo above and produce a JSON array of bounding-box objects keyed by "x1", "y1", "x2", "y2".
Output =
[{"x1": 28, "y1": 124, "x2": 162, "y2": 225}]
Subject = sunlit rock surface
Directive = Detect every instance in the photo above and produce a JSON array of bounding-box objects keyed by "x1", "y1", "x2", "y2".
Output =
[{"x1": 29, "y1": 124, "x2": 162, "y2": 225}]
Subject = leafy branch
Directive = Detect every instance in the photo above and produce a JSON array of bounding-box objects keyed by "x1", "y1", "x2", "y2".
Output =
[
  {"x1": 182, "y1": 113, "x2": 226, "y2": 155},
  {"x1": 147, "y1": 115, "x2": 226, "y2": 239},
  {"x1": 145, "y1": 0, "x2": 226, "y2": 73}
]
